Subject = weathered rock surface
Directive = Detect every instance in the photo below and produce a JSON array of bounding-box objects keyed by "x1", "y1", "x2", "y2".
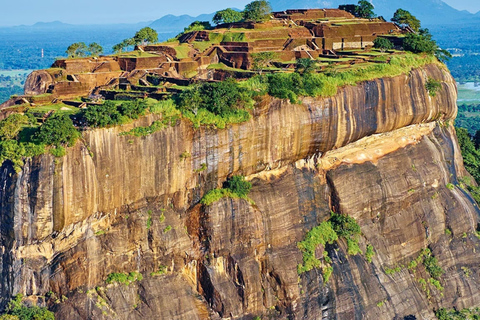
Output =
[{"x1": 1, "y1": 64, "x2": 478, "y2": 319}]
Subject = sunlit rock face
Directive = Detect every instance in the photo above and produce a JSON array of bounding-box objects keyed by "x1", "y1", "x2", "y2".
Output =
[{"x1": 2, "y1": 64, "x2": 478, "y2": 320}]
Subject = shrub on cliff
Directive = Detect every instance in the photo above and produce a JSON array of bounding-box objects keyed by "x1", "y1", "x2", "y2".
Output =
[
  {"x1": 1, "y1": 294, "x2": 54, "y2": 320},
  {"x1": 117, "y1": 100, "x2": 148, "y2": 119},
  {"x1": 0, "y1": 114, "x2": 29, "y2": 140},
  {"x1": 224, "y1": 175, "x2": 252, "y2": 197},
  {"x1": 177, "y1": 78, "x2": 252, "y2": 116},
  {"x1": 34, "y1": 114, "x2": 80, "y2": 147},
  {"x1": 403, "y1": 29, "x2": 452, "y2": 62},
  {"x1": 201, "y1": 175, "x2": 253, "y2": 206},
  {"x1": 425, "y1": 78, "x2": 442, "y2": 97},
  {"x1": 82, "y1": 101, "x2": 123, "y2": 128}
]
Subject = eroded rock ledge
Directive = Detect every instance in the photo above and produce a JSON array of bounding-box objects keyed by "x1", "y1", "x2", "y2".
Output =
[{"x1": 1, "y1": 64, "x2": 476, "y2": 320}]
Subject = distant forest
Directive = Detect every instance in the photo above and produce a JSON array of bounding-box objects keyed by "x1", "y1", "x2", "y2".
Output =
[{"x1": 429, "y1": 24, "x2": 480, "y2": 82}]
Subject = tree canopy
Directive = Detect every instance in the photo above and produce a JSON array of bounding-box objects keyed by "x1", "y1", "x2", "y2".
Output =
[
  {"x1": 244, "y1": 0, "x2": 272, "y2": 22},
  {"x1": 133, "y1": 27, "x2": 158, "y2": 45},
  {"x1": 66, "y1": 42, "x2": 104, "y2": 58},
  {"x1": 213, "y1": 8, "x2": 244, "y2": 25},
  {"x1": 251, "y1": 52, "x2": 278, "y2": 72},
  {"x1": 33, "y1": 114, "x2": 80, "y2": 147},
  {"x1": 373, "y1": 37, "x2": 394, "y2": 52},
  {"x1": 391, "y1": 9, "x2": 421, "y2": 32},
  {"x1": 295, "y1": 58, "x2": 318, "y2": 74},
  {"x1": 113, "y1": 38, "x2": 135, "y2": 53},
  {"x1": 88, "y1": 42, "x2": 103, "y2": 57},
  {"x1": 66, "y1": 42, "x2": 87, "y2": 58},
  {"x1": 356, "y1": 0, "x2": 375, "y2": 19}
]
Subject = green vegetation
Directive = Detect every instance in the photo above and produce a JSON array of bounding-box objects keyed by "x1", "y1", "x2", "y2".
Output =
[
  {"x1": 340, "y1": 0, "x2": 375, "y2": 19},
  {"x1": 297, "y1": 211, "x2": 362, "y2": 281},
  {"x1": 150, "y1": 265, "x2": 168, "y2": 277},
  {"x1": 222, "y1": 32, "x2": 247, "y2": 42},
  {"x1": 213, "y1": 8, "x2": 243, "y2": 25},
  {"x1": 251, "y1": 52, "x2": 278, "y2": 71},
  {"x1": 355, "y1": 0, "x2": 375, "y2": 19},
  {"x1": 295, "y1": 58, "x2": 318, "y2": 75},
  {"x1": 373, "y1": 38, "x2": 394, "y2": 52},
  {"x1": 455, "y1": 127, "x2": 480, "y2": 205},
  {"x1": 201, "y1": 175, "x2": 253, "y2": 206},
  {"x1": 426, "y1": 78, "x2": 442, "y2": 97},
  {"x1": 391, "y1": 9, "x2": 421, "y2": 32},
  {"x1": 446, "y1": 183, "x2": 455, "y2": 190},
  {"x1": 224, "y1": 175, "x2": 252, "y2": 196},
  {"x1": 146, "y1": 210, "x2": 152, "y2": 230},
  {"x1": 83, "y1": 100, "x2": 148, "y2": 128},
  {"x1": 423, "y1": 251, "x2": 444, "y2": 280},
  {"x1": 113, "y1": 27, "x2": 158, "y2": 53},
  {"x1": 365, "y1": 244, "x2": 375, "y2": 263},
  {"x1": 133, "y1": 27, "x2": 158, "y2": 45},
  {"x1": 106, "y1": 272, "x2": 143, "y2": 285},
  {"x1": 243, "y1": 0, "x2": 272, "y2": 22},
  {"x1": 0, "y1": 294, "x2": 54, "y2": 320},
  {"x1": 257, "y1": 53, "x2": 438, "y2": 103},
  {"x1": 163, "y1": 225, "x2": 172, "y2": 233},
  {"x1": 0, "y1": 114, "x2": 30, "y2": 140},
  {"x1": 66, "y1": 42, "x2": 103, "y2": 58},
  {"x1": 34, "y1": 114, "x2": 80, "y2": 147},
  {"x1": 403, "y1": 29, "x2": 451, "y2": 62},
  {"x1": 436, "y1": 307, "x2": 480, "y2": 320},
  {"x1": 297, "y1": 221, "x2": 338, "y2": 274}
]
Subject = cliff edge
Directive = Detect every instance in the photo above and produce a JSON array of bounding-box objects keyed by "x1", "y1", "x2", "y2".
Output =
[{"x1": 0, "y1": 63, "x2": 478, "y2": 319}]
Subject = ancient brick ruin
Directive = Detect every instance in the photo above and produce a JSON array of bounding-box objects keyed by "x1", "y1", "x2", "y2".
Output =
[{"x1": 4, "y1": 8, "x2": 408, "y2": 106}]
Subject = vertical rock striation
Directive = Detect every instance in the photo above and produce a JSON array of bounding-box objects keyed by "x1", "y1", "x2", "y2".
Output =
[{"x1": 0, "y1": 64, "x2": 477, "y2": 319}]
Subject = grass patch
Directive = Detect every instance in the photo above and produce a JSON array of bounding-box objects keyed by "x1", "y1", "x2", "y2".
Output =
[
  {"x1": 106, "y1": 272, "x2": 143, "y2": 285},
  {"x1": 150, "y1": 265, "x2": 168, "y2": 277},
  {"x1": 222, "y1": 32, "x2": 247, "y2": 42},
  {"x1": 201, "y1": 175, "x2": 253, "y2": 206}
]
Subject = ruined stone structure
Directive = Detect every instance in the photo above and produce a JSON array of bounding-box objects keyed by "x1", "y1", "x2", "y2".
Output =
[{"x1": 1, "y1": 8, "x2": 406, "y2": 109}]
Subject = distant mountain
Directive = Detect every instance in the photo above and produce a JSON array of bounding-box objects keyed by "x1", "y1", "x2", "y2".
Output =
[
  {"x1": 269, "y1": 0, "x2": 478, "y2": 25},
  {"x1": 149, "y1": 13, "x2": 215, "y2": 34}
]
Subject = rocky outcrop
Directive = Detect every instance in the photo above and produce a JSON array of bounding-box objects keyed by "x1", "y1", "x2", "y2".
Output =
[
  {"x1": 1, "y1": 64, "x2": 477, "y2": 319},
  {"x1": 23, "y1": 70, "x2": 56, "y2": 95}
]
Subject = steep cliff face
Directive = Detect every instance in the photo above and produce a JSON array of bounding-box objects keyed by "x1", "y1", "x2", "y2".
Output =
[{"x1": 1, "y1": 64, "x2": 477, "y2": 319}]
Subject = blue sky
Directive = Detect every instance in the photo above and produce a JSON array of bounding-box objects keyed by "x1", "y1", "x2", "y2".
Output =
[
  {"x1": 443, "y1": 0, "x2": 480, "y2": 12},
  {"x1": 0, "y1": 0, "x2": 478, "y2": 27}
]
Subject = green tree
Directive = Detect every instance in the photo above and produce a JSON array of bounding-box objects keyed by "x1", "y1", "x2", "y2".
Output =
[
  {"x1": 391, "y1": 8, "x2": 421, "y2": 32},
  {"x1": 133, "y1": 27, "x2": 158, "y2": 45},
  {"x1": 403, "y1": 29, "x2": 437, "y2": 54},
  {"x1": 251, "y1": 52, "x2": 278, "y2": 72},
  {"x1": 113, "y1": 38, "x2": 135, "y2": 53},
  {"x1": 243, "y1": 0, "x2": 272, "y2": 22},
  {"x1": 0, "y1": 114, "x2": 29, "y2": 140},
  {"x1": 88, "y1": 42, "x2": 103, "y2": 57},
  {"x1": 295, "y1": 58, "x2": 317, "y2": 74},
  {"x1": 183, "y1": 21, "x2": 212, "y2": 33},
  {"x1": 66, "y1": 42, "x2": 87, "y2": 58},
  {"x1": 356, "y1": 0, "x2": 375, "y2": 19},
  {"x1": 373, "y1": 37, "x2": 394, "y2": 52},
  {"x1": 224, "y1": 175, "x2": 252, "y2": 196},
  {"x1": 34, "y1": 114, "x2": 80, "y2": 147},
  {"x1": 82, "y1": 101, "x2": 122, "y2": 128},
  {"x1": 213, "y1": 8, "x2": 244, "y2": 24},
  {"x1": 3, "y1": 294, "x2": 55, "y2": 320}
]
